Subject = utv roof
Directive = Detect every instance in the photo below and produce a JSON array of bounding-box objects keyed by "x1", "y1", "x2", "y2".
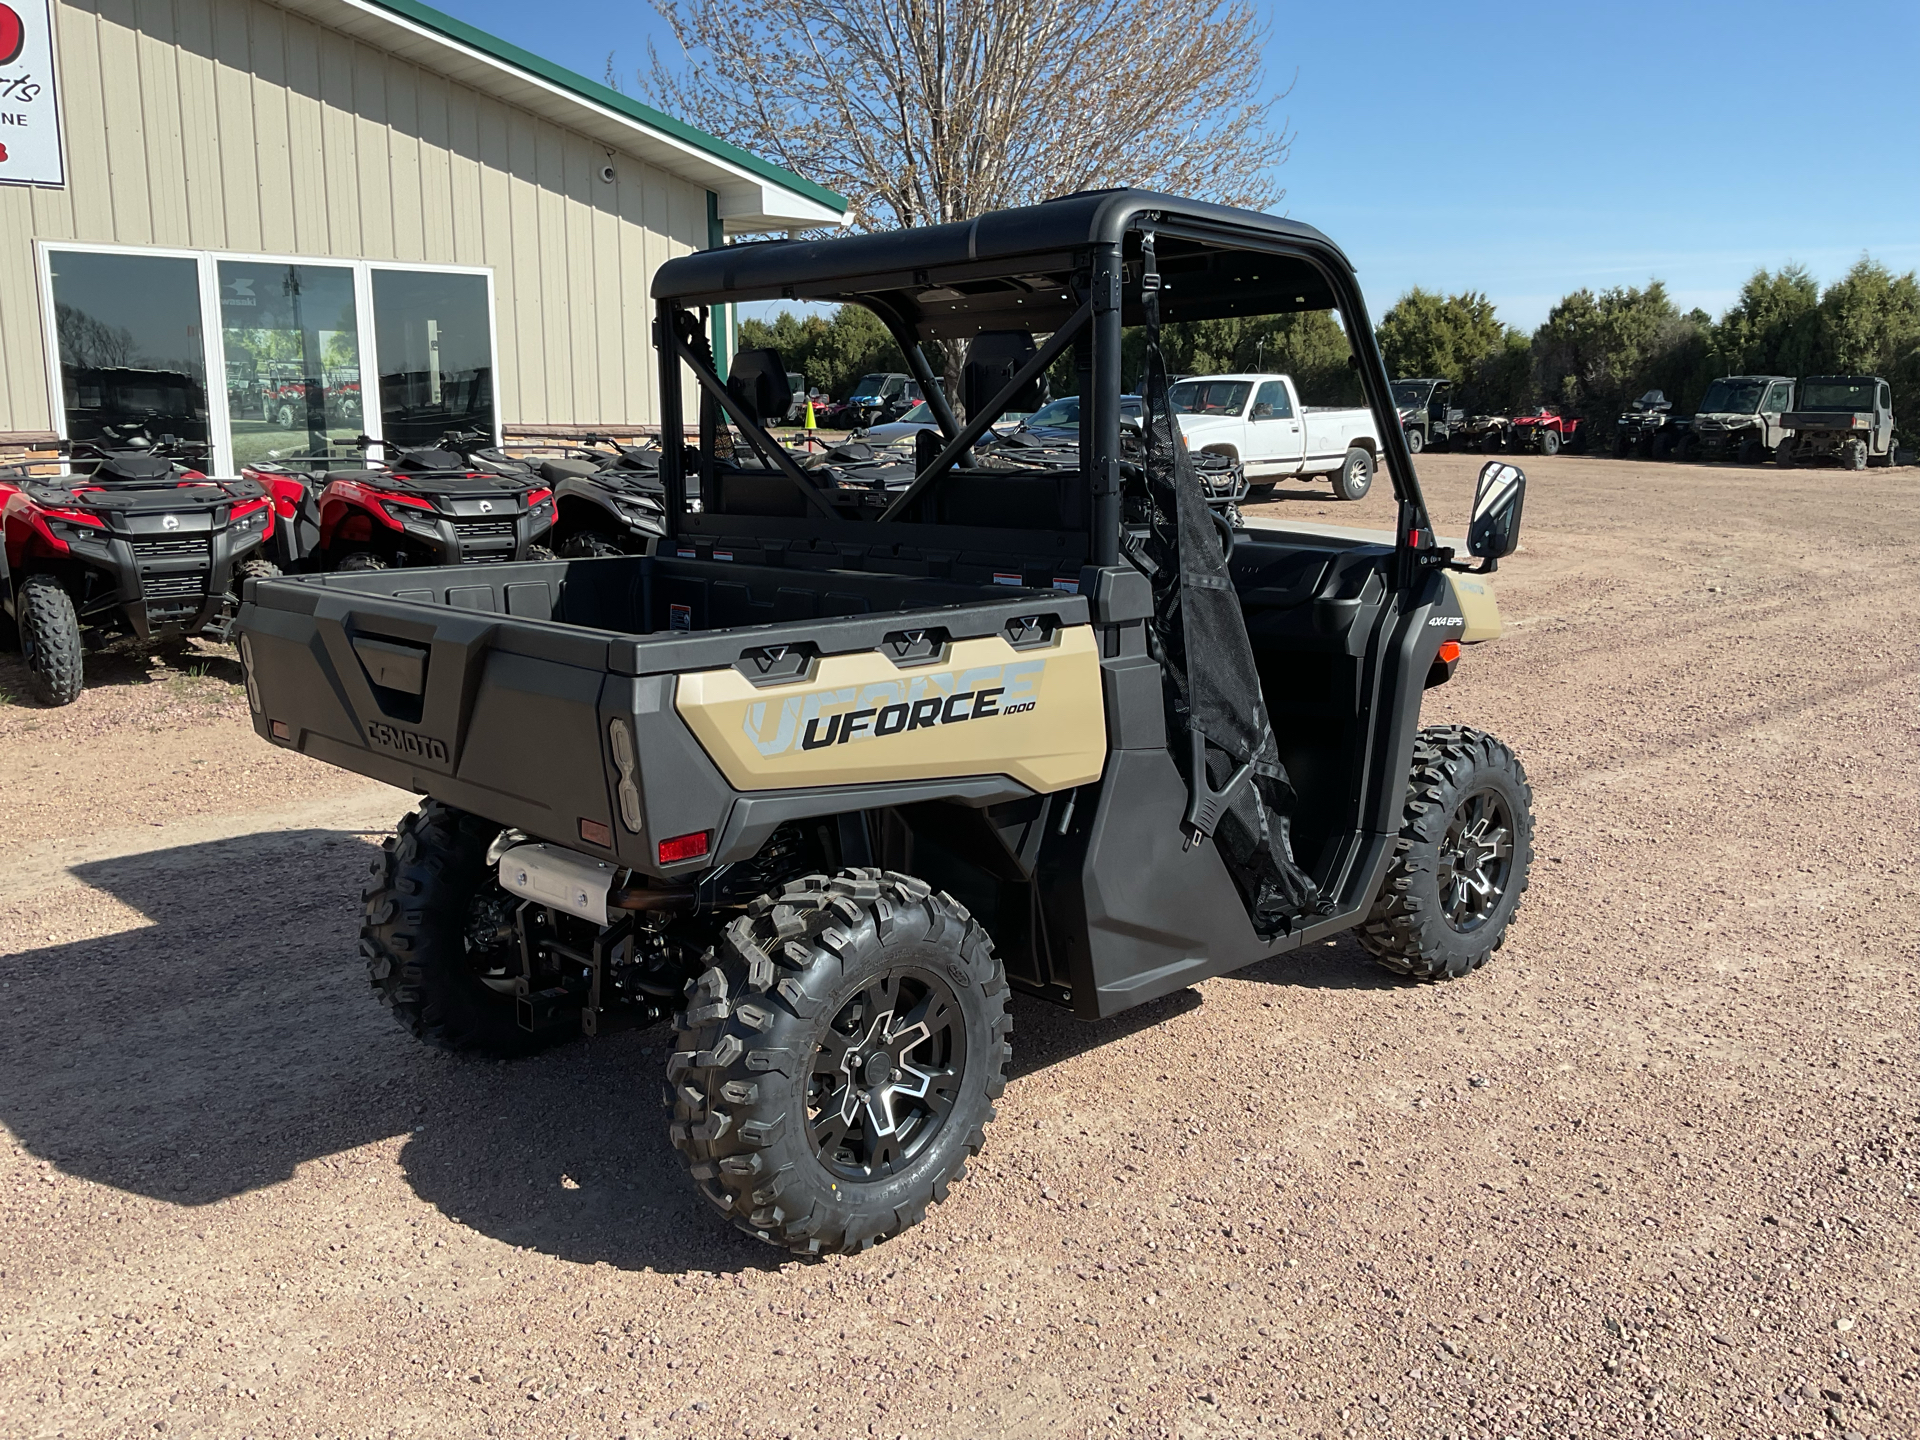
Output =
[{"x1": 653, "y1": 189, "x2": 1351, "y2": 340}]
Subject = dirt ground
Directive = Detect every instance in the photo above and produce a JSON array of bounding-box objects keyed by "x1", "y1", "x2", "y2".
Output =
[{"x1": 2, "y1": 452, "x2": 1916, "y2": 1440}]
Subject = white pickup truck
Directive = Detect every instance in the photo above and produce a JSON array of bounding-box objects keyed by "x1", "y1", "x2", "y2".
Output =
[{"x1": 1171, "y1": 374, "x2": 1383, "y2": 501}]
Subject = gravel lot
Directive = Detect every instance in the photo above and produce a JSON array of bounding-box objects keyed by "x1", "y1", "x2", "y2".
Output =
[{"x1": 2, "y1": 452, "x2": 1916, "y2": 1440}]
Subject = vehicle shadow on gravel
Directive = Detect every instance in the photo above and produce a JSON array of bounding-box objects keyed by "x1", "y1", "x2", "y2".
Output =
[
  {"x1": 0, "y1": 829, "x2": 422, "y2": 1206},
  {"x1": 0, "y1": 828, "x2": 1394, "y2": 1275}
]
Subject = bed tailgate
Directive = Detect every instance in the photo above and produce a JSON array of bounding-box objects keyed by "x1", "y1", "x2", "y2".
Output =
[{"x1": 234, "y1": 573, "x2": 620, "y2": 845}]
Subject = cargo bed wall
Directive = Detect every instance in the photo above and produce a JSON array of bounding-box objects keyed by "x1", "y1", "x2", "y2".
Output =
[{"x1": 236, "y1": 555, "x2": 1091, "y2": 876}]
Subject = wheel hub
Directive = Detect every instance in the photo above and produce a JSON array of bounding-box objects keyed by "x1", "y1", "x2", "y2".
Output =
[
  {"x1": 1438, "y1": 787, "x2": 1514, "y2": 933},
  {"x1": 808, "y1": 969, "x2": 965, "y2": 1182}
]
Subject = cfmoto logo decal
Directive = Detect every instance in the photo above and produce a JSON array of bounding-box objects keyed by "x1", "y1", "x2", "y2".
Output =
[
  {"x1": 478, "y1": 500, "x2": 494, "y2": 513},
  {"x1": 162, "y1": 515, "x2": 180, "y2": 531},
  {"x1": 740, "y1": 658, "x2": 1046, "y2": 758}
]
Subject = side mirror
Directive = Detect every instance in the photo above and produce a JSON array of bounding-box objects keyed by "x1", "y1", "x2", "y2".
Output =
[{"x1": 1468, "y1": 461, "x2": 1525, "y2": 563}]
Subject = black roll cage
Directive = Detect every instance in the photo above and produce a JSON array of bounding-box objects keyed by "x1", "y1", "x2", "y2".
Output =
[{"x1": 650, "y1": 192, "x2": 1435, "y2": 577}]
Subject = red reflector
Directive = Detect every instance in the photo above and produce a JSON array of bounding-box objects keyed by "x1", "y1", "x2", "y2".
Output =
[
  {"x1": 578, "y1": 817, "x2": 613, "y2": 848},
  {"x1": 270, "y1": 720, "x2": 291, "y2": 740},
  {"x1": 658, "y1": 831, "x2": 709, "y2": 865},
  {"x1": 1438, "y1": 640, "x2": 1461, "y2": 663},
  {"x1": 1408, "y1": 529, "x2": 1422, "y2": 546}
]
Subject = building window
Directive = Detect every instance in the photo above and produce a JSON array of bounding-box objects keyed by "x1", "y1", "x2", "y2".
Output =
[
  {"x1": 218, "y1": 261, "x2": 364, "y2": 469},
  {"x1": 39, "y1": 244, "x2": 494, "y2": 471},
  {"x1": 48, "y1": 250, "x2": 210, "y2": 446},
  {"x1": 372, "y1": 269, "x2": 495, "y2": 448}
]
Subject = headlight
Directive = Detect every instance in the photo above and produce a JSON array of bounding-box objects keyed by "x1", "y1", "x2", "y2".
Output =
[{"x1": 48, "y1": 519, "x2": 108, "y2": 545}]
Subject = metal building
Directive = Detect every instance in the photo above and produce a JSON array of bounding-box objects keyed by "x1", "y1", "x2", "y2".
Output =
[{"x1": 0, "y1": 0, "x2": 844, "y2": 468}]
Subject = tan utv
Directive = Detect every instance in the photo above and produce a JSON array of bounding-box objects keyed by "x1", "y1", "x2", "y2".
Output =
[{"x1": 234, "y1": 190, "x2": 1537, "y2": 1255}]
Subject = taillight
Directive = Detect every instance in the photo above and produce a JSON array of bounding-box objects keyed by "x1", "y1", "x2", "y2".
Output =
[{"x1": 657, "y1": 831, "x2": 709, "y2": 865}]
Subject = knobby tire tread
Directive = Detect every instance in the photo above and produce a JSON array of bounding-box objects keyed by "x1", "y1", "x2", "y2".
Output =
[
  {"x1": 1359, "y1": 724, "x2": 1534, "y2": 981},
  {"x1": 666, "y1": 868, "x2": 1012, "y2": 1256}
]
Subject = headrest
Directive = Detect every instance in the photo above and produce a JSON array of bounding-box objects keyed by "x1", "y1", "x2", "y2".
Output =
[
  {"x1": 727, "y1": 348, "x2": 791, "y2": 428},
  {"x1": 964, "y1": 331, "x2": 1042, "y2": 420}
]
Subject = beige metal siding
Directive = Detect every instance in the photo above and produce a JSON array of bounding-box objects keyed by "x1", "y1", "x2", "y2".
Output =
[{"x1": 0, "y1": 0, "x2": 707, "y2": 433}]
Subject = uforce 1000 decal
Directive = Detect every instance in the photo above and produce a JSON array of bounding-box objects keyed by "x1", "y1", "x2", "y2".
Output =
[{"x1": 672, "y1": 629, "x2": 1108, "y2": 794}]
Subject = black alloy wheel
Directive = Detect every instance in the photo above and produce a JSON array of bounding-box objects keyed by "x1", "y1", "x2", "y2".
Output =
[
  {"x1": 1435, "y1": 787, "x2": 1516, "y2": 933},
  {"x1": 808, "y1": 968, "x2": 966, "y2": 1182}
]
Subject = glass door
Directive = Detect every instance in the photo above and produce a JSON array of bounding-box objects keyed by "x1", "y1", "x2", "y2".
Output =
[
  {"x1": 216, "y1": 260, "x2": 364, "y2": 469},
  {"x1": 372, "y1": 269, "x2": 496, "y2": 448},
  {"x1": 47, "y1": 250, "x2": 210, "y2": 447}
]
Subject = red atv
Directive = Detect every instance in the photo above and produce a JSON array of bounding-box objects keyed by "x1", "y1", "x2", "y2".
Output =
[
  {"x1": 1506, "y1": 407, "x2": 1582, "y2": 456},
  {"x1": 2, "y1": 428, "x2": 278, "y2": 705},
  {"x1": 246, "y1": 437, "x2": 556, "y2": 571}
]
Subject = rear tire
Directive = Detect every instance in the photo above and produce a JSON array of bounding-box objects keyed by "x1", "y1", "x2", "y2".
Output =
[
  {"x1": 360, "y1": 801, "x2": 557, "y2": 1057},
  {"x1": 1844, "y1": 439, "x2": 1868, "y2": 471},
  {"x1": 335, "y1": 551, "x2": 388, "y2": 571},
  {"x1": 1331, "y1": 446, "x2": 1374, "y2": 501},
  {"x1": 1360, "y1": 725, "x2": 1534, "y2": 982},
  {"x1": 1244, "y1": 481, "x2": 1277, "y2": 501},
  {"x1": 17, "y1": 573, "x2": 85, "y2": 706},
  {"x1": 668, "y1": 869, "x2": 1011, "y2": 1255}
]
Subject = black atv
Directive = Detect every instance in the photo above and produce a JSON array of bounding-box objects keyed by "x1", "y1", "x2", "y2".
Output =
[
  {"x1": 1, "y1": 429, "x2": 278, "y2": 705},
  {"x1": 1612, "y1": 390, "x2": 1687, "y2": 459},
  {"x1": 433, "y1": 431, "x2": 670, "y2": 559}
]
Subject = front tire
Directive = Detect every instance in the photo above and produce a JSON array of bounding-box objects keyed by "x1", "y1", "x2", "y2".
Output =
[
  {"x1": 335, "y1": 551, "x2": 388, "y2": 572},
  {"x1": 1737, "y1": 436, "x2": 1762, "y2": 466},
  {"x1": 1405, "y1": 428, "x2": 1425, "y2": 455},
  {"x1": 1776, "y1": 439, "x2": 1796, "y2": 468},
  {"x1": 1539, "y1": 428, "x2": 1561, "y2": 456},
  {"x1": 1331, "y1": 446, "x2": 1374, "y2": 501},
  {"x1": 17, "y1": 573, "x2": 85, "y2": 706},
  {"x1": 668, "y1": 869, "x2": 1012, "y2": 1254},
  {"x1": 1360, "y1": 726, "x2": 1534, "y2": 981},
  {"x1": 360, "y1": 802, "x2": 556, "y2": 1056}
]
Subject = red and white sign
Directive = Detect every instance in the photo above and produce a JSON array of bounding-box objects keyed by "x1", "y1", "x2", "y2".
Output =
[{"x1": 0, "y1": 0, "x2": 62, "y2": 188}]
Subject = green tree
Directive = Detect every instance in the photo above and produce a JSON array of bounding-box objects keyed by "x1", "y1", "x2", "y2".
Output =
[
  {"x1": 1711, "y1": 264, "x2": 1819, "y2": 379},
  {"x1": 737, "y1": 304, "x2": 906, "y2": 402},
  {"x1": 1376, "y1": 289, "x2": 1504, "y2": 386},
  {"x1": 1531, "y1": 280, "x2": 1704, "y2": 423},
  {"x1": 1813, "y1": 258, "x2": 1920, "y2": 448}
]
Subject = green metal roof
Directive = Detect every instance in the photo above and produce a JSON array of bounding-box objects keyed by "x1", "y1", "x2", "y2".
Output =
[{"x1": 362, "y1": 0, "x2": 848, "y2": 215}]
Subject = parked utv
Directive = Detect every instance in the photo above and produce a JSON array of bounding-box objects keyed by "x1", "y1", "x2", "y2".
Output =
[
  {"x1": 236, "y1": 191, "x2": 1537, "y2": 1256},
  {"x1": 1777, "y1": 376, "x2": 1899, "y2": 470},
  {"x1": 1612, "y1": 391, "x2": 1685, "y2": 459},
  {"x1": 1509, "y1": 406, "x2": 1580, "y2": 455},
  {"x1": 3, "y1": 429, "x2": 276, "y2": 705},
  {"x1": 823, "y1": 373, "x2": 923, "y2": 429},
  {"x1": 1676, "y1": 376, "x2": 1792, "y2": 463},
  {"x1": 1392, "y1": 378, "x2": 1464, "y2": 453}
]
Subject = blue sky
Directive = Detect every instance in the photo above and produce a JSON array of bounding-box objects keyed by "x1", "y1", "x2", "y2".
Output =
[{"x1": 436, "y1": 0, "x2": 1920, "y2": 332}]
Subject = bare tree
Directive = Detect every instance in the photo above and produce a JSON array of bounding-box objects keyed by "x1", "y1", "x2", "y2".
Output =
[{"x1": 644, "y1": 0, "x2": 1290, "y2": 232}]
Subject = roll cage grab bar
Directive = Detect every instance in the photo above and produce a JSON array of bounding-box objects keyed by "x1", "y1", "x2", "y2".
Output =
[{"x1": 651, "y1": 220, "x2": 1435, "y2": 576}]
